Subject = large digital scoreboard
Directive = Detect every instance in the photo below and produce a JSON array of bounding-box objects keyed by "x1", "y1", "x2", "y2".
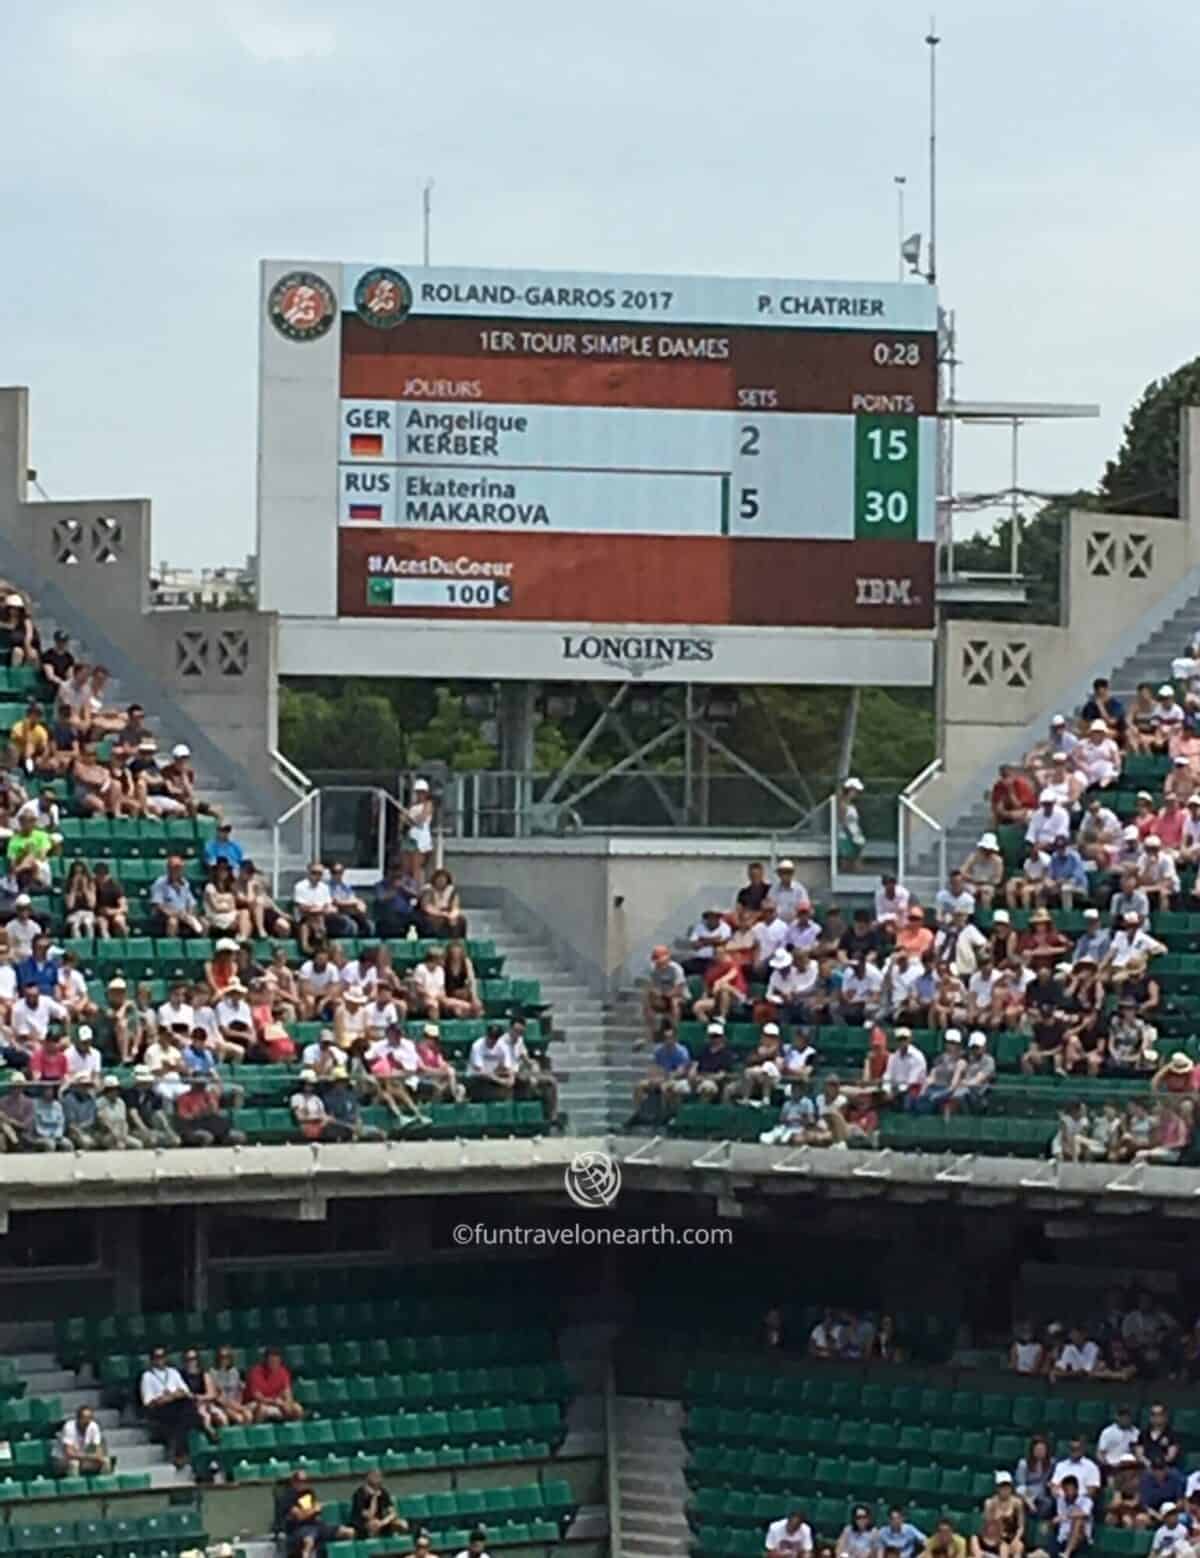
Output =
[{"x1": 257, "y1": 261, "x2": 938, "y2": 684}]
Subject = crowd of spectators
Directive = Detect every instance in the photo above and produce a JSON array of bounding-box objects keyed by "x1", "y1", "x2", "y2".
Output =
[
  {"x1": 636, "y1": 666, "x2": 1200, "y2": 1162},
  {"x1": 0, "y1": 595, "x2": 557, "y2": 1149}
]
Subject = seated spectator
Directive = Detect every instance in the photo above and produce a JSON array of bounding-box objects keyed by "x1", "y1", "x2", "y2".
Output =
[
  {"x1": 1125, "y1": 1300, "x2": 1182, "y2": 1382},
  {"x1": 692, "y1": 948, "x2": 748, "y2": 1026},
  {"x1": 326, "y1": 861, "x2": 370, "y2": 936},
  {"x1": 912, "y1": 1031, "x2": 966, "y2": 1116},
  {"x1": 766, "y1": 946, "x2": 819, "y2": 1023},
  {"x1": 93, "y1": 862, "x2": 130, "y2": 938},
  {"x1": 683, "y1": 907, "x2": 731, "y2": 976},
  {"x1": 1050, "y1": 1324, "x2": 1101, "y2": 1381},
  {"x1": 1142, "y1": 1400, "x2": 1184, "y2": 1464},
  {"x1": 627, "y1": 1026, "x2": 693, "y2": 1126},
  {"x1": 418, "y1": 866, "x2": 467, "y2": 939},
  {"x1": 203, "y1": 820, "x2": 244, "y2": 873},
  {"x1": 323, "y1": 1067, "x2": 385, "y2": 1141},
  {"x1": 126, "y1": 1064, "x2": 180, "y2": 1147},
  {"x1": 209, "y1": 1344, "x2": 254, "y2": 1425},
  {"x1": 298, "y1": 946, "x2": 340, "y2": 1020},
  {"x1": 294, "y1": 861, "x2": 339, "y2": 952},
  {"x1": 1050, "y1": 1477, "x2": 1093, "y2": 1558},
  {"x1": 7, "y1": 895, "x2": 42, "y2": 961},
  {"x1": 139, "y1": 1346, "x2": 203, "y2": 1468},
  {"x1": 151, "y1": 857, "x2": 203, "y2": 938},
  {"x1": 1141, "y1": 1463, "x2": 1187, "y2": 1521},
  {"x1": 466, "y1": 1023, "x2": 516, "y2": 1100},
  {"x1": 95, "y1": 1074, "x2": 134, "y2": 1148},
  {"x1": 1149, "y1": 1505, "x2": 1191, "y2": 1557},
  {"x1": 961, "y1": 832, "x2": 1005, "y2": 908},
  {"x1": 1045, "y1": 836, "x2": 1090, "y2": 909},
  {"x1": 54, "y1": 1404, "x2": 109, "y2": 1475},
  {"x1": 984, "y1": 1474, "x2": 1025, "y2": 1555},
  {"x1": 1105, "y1": 1456, "x2": 1148, "y2": 1529},
  {"x1": 1016, "y1": 1435, "x2": 1054, "y2": 1521},
  {"x1": 16, "y1": 933, "x2": 61, "y2": 997},
  {"x1": 174, "y1": 1076, "x2": 245, "y2": 1147},
  {"x1": 689, "y1": 1023, "x2": 737, "y2": 1101},
  {"x1": 411, "y1": 943, "x2": 449, "y2": 1019},
  {"x1": 897, "y1": 906, "x2": 934, "y2": 959},
  {"x1": 245, "y1": 1347, "x2": 304, "y2": 1423},
  {"x1": 179, "y1": 1348, "x2": 230, "y2": 1434},
  {"x1": 992, "y1": 764, "x2": 1038, "y2": 826},
  {"x1": 1097, "y1": 1405, "x2": 1141, "y2": 1471},
  {"x1": 882, "y1": 1027, "x2": 927, "y2": 1103},
  {"x1": 204, "y1": 858, "x2": 250, "y2": 940},
  {"x1": 771, "y1": 860, "x2": 810, "y2": 922},
  {"x1": 503, "y1": 1015, "x2": 557, "y2": 1120},
  {"x1": 880, "y1": 1510, "x2": 925, "y2": 1558},
  {"x1": 442, "y1": 939, "x2": 483, "y2": 1017},
  {"x1": 7, "y1": 810, "x2": 57, "y2": 892},
  {"x1": 1137, "y1": 836, "x2": 1180, "y2": 913},
  {"x1": 837, "y1": 1506, "x2": 880, "y2": 1558},
  {"x1": 766, "y1": 1509, "x2": 814, "y2": 1557},
  {"x1": 291, "y1": 1068, "x2": 354, "y2": 1142},
  {"x1": 351, "y1": 1467, "x2": 408, "y2": 1542},
  {"x1": 279, "y1": 1468, "x2": 354, "y2": 1558},
  {"x1": 1009, "y1": 1320, "x2": 1045, "y2": 1376},
  {"x1": 758, "y1": 1080, "x2": 818, "y2": 1145},
  {"x1": 61, "y1": 1074, "x2": 100, "y2": 1148},
  {"x1": 235, "y1": 859, "x2": 291, "y2": 940},
  {"x1": 374, "y1": 863, "x2": 420, "y2": 939},
  {"x1": 39, "y1": 628, "x2": 73, "y2": 696},
  {"x1": 62, "y1": 860, "x2": 96, "y2": 937},
  {"x1": 642, "y1": 945, "x2": 687, "y2": 1045},
  {"x1": 364, "y1": 1025, "x2": 424, "y2": 1121},
  {"x1": 1052, "y1": 1438, "x2": 1101, "y2": 1500}
]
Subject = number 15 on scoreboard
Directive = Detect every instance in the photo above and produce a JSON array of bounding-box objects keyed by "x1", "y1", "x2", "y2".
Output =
[{"x1": 853, "y1": 415, "x2": 919, "y2": 541}]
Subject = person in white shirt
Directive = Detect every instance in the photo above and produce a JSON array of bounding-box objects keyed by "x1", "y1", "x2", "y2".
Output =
[
  {"x1": 64, "y1": 1027, "x2": 102, "y2": 1082},
  {"x1": 1155, "y1": 685, "x2": 1185, "y2": 733},
  {"x1": 293, "y1": 861, "x2": 337, "y2": 953},
  {"x1": 808, "y1": 1310, "x2": 844, "y2": 1359},
  {"x1": 1150, "y1": 1505, "x2": 1192, "y2": 1558},
  {"x1": 1137, "y1": 837, "x2": 1180, "y2": 913},
  {"x1": 685, "y1": 909, "x2": 731, "y2": 974},
  {"x1": 882, "y1": 1029, "x2": 927, "y2": 1100},
  {"x1": 301, "y1": 1030, "x2": 343, "y2": 1075},
  {"x1": 935, "y1": 870, "x2": 976, "y2": 924},
  {"x1": 298, "y1": 949, "x2": 340, "y2": 1019},
  {"x1": 1075, "y1": 720, "x2": 1122, "y2": 789},
  {"x1": 785, "y1": 905, "x2": 822, "y2": 952},
  {"x1": 365, "y1": 1026, "x2": 423, "y2": 1121},
  {"x1": 139, "y1": 1346, "x2": 203, "y2": 1467},
  {"x1": 1009, "y1": 1320, "x2": 1045, "y2": 1376},
  {"x1": 839, "y1": 959, "x2": 884, "y2": 1023},
  {"x1": 1044, "y1": 752, "x2": 1086, "y2": 808},
  {"x1": 752, "y1": 903, "x2": 791, "y2": 972},
  {"x1": 7, "y1": 897, "x2": 42, "y2": 961},
  {"x1": 937, "y1": 908, "x2": 988, "y2": 978},
  {"x1": 55, "y1": 1405, "x2": 109, "y2": 1475},
  {"x1": 1051, "y1": 1326, "x2": 1100, "y2": 1380},
  {"x1": 1104, "y1": 913, "x2": 1166, "y2": 971},
  {"x1": 1027, "y1": 792, "x2": 1072, "y2": 850},
  {"x1": 454, "y1": 1534, "x2": 491, "y2": 1558},
  {"x1": 766, "y1": 948, "x2": 819, "y2": 1021},
  {"x1": 1051, "y1": 1438, "x2": 1102, "y2": 1498},
  {"x1": 1179, "y1": 796, "x2": 1200, "y2": 867},
  {"x1": 1096, "y1": 1406, "x2": 1140, "y2": 1470},
  {"x1": 1078, "y1": 797, "x2": 1123, "y2": 871},
  {"x1": 156, "y1": 982, "x2": 195, "y2": 1039},
  {"x1": 364, "y1": 989, "x2": 402, "y2": 1041},
  {"x1": 766, "y1": 1509, "x2": 815, "y2": 1557},
  {"x1": 882, "y1": 951, "x2": 923, "y2": 1018},
  {"x1": 411, "y1": 946, "x2": 447, "y2": 1018},
  {"x1": 467, "y1": 1025, "x2": 515, "y2": 1098},
  {"x1": 12, "y1": 984, "x2": 67, "y2": 1046},
  {"x1": 771, "y1": 862, "x2": 810, "y2": 924},
  {"x1": 874, "y1": 876, "x2": 911, "y2": 928}
]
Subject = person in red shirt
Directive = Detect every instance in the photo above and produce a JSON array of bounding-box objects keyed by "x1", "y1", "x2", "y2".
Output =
[
  {"x1": 691, "y1": 950, "x2": 748, "y2": 1025},
  {"x1": 30, "y1": 1034, "x2": 69, "y2": 1083},
  {"x1": 991, "y1": 765, "x2": 1037, "y2": 826},
  {"x1": 244, "y1": 1348, "x2": 304, "y2": 1423},
  {"x1": 1155, "y1": 795, "x2": 1187, "y2": 852},
  {"x1": 895, "y1": 906, "x2": 935, "y2": 959}
]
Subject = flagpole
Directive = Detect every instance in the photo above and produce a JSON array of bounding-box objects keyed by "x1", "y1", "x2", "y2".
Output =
[
  {"x1": 894, "y1": 175, "x2": 907, "y2": 282},
  {"x1": 925, "y1": 20, "x2": 940, "y2": 285}
]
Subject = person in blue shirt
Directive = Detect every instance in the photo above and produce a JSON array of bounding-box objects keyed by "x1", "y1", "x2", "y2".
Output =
[
  {"x1": 16, "y1": 933, "x2": 60, "y2": 996},
  {"x1": 878, "y1": 1507, "x2": 925, "y2": 1558},
  {"x1": 32, "y1": 1084, "x2": 70, "y2": 1151},
  {"x1": 182, "y1": 1028, "x2": 218, "y2": 1077},
  {"x1": 626, "y1": 1023, "x2": 693, "y2": 1126},
  {"x1": 1081, "y1": 677, "x2": 1126, "y2": 740},
  {"x1": 1045, "y1": 836, "x2": 1090, "y2": 910},
  {"x1": 203, "y1": 822, "x2": 245, "y2": 872}
]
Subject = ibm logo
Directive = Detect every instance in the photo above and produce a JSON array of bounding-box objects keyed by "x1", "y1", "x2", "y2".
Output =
[{"x1": 856, "y1": 576, "x2": 915, "y2": 607}]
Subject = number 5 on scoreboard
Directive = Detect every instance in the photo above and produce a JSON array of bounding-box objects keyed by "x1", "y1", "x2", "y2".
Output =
[{"x1": 853, "y1": 414, "x2": 919, "y2": 541}]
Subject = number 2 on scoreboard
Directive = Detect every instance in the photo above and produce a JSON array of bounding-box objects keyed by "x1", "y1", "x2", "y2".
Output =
[{"x1": 853, "y1": 414, "x2": 919, "y2": 541}]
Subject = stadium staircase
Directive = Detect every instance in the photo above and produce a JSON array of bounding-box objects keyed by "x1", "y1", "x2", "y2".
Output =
[
  {"x1": 930, "y1": 576, "x2": 1200, "y2": 874},
  {"x1": 613, "y1": 1397, "x2": 689, "y2": 1558}
]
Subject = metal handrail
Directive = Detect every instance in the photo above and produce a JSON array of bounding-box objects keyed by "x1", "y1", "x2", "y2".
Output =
[
  {"x1": 902, "y1": 756, "x2": 943, "y2": 800},
  {"x1": 271, "y1": 748, "x2": 313, "y2": 801}
]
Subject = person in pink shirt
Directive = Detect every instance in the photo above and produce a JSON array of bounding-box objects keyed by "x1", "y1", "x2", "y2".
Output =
[
  {"x1": 1154, "y1": 794, "x2": 1187, "y2": 852},
  {"x1": 30, "y1": 1035, "x2": 69, "y2": 1084}
]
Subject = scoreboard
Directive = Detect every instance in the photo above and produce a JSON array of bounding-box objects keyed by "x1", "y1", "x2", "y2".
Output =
[{"x1": 257, "y1": 261, "x2": 938, "y2": 685}]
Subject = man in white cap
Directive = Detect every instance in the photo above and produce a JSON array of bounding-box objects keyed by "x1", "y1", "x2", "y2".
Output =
[
  {"x1": 1103, "y1": 910, "x2": 1166, "y2": 972},
  {"x1": 6, "y1": 893, "x2": 42, "y2": 961},
  {"x1": 954, "y1": 1031, "x2": 995, "y2": 1112},
  {"x1": 64, "y1": 1025, "x2": 102, "y2": 1084},
  {"x1": 750, "y1": 899, "x2": 790, "y2": 977},
  {"x1": 771, "y1": 859, "x2": 810, "y2": 924},
  {"x1": 882, "y1": 1027, "x2": 927, "y2": 1104},
  {"x1": 1074, "y1": 718, "x2": 1122, "y2": 790},
  {"x1": 1164, "y1": 754, "x2": 1196, "y2": 805},
  {"x1": 912, "y1": 1030, "x2": 966, "y2": 1115},
  {"x1": 960, "y1": 833, "x2": 1004, "y2": 909},
  {"x1": 1077, "y1": 793, "x2": 1122, "y2": 871},
  {"x1": 1072, "y1": 908, "x2": 1111, "y2": 966},
  {"x1": 127, "y1": 1063, "x2": 180, "y2": 1146},
  {"x1": 767, "y1": 946, "x2": 820, "y2": 1024},
  {"x1": 689, "y1": 1022, "x2": 737, "y2": 1102},
  {"x1": 736, "y1": 1021, "x2": 785, "y2": 1104},
  {"x1": 1025, "y1": 713, "x2": 1077, "y2": 774},
  {"x1": 1026, "y1": 789, "x2": 1071, "y2": 851},
  {"x1": 1154, "y1": 683, "x2": 1185, "y2": 736},
  {"x1": 289, "y1": 1068, "x2": 351, "y2": 1142},
  {"x1": 1136, "y1": 835, "x2": 1180, "y2": 915},
  {"x1": 293, "y1": 861, "x2": 337, "y2": 954},
  {"x1": 95, "y1": 1074, "x2": 134, "y2": 1149},
  {"x1": 935, "y1": 868, "x2": 976, "y2": 924}
]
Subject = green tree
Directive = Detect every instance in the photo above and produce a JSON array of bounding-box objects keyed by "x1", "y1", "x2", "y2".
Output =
[{"x1": 1101, "y1": 356, "x2": 1200, "y2": 515}]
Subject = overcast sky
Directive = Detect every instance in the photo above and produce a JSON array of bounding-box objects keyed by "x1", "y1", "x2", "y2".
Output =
[{"x1": 1, "y1": 0, "x2": 1196, "y2": 568}]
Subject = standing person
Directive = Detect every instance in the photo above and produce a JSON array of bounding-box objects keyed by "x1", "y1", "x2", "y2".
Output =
[
  {"x1": 139, "y1": 1347, "x2": 204, "y2": 1468},
  {"x1": 401, "y1": 778, "x2": 435, "y2": 881}
]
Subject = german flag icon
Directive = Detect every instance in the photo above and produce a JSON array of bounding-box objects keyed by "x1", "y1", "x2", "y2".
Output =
[{"x1": 349, "y1": 432, "x2": 384, "y2": 457}]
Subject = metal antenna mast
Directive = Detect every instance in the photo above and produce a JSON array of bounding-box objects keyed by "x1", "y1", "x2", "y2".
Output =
[{"x1": 925, "y1": 20, "x2": 940, "y2": 284}]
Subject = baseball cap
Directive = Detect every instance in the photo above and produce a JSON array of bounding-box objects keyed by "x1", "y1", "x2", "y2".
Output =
[
  {"x1": 101, "y1": 1074, "x2": 120, "y2": 1089},
  {"x1": 13, "y1": 893, "x2": 30, "y2": 908},
  {"x1": 1161, "y1": 1504, "x2": 1178, "y2": 1517},
  {"x1": 423, "y1": 1022, "x2": 440, "y2": 1037},
  {"x1": 1175, "y1": 755, "x2": 1191, "y2": 766},
  {"x1": 968, "y1": 1031, "x2": 987, "y2": 1048},
  {"x1": 761, "y1": 1022, "x2": 780, "y2": 1036},
  {"x1": 895, "y1": 1026, "x2": 912, "y2": 1039},
  {"x1": 977, "y1": 832, "x2": 999, "y2": 850},
  {"x1": 770, "y1": 948, "x2": 792, "y2": 970},
  {"x1": 1089, "y1": 719, "x2": 1107, "y2": 733},
  {"x1": 706, "y1": 1021, "x2": 725, "y2": 1036},
  {"x1": 76, "y1": 1025, "x2": 93, "y2": 1043},
  {"x1": 215, "y1": 937, "x2": 239, "y2": 953},
  {"x1": 1050, "y1": 714, "x2": 1066, "y2": 726},
  {"x1": 1083, "y1": 907, "x2": 1100, "y2": 920},
  {"x1": 994, "y1": 1471, "x2": 1013, "y2": 1486},
  {"x1": 1124, "y1": 910, "x2": 1140, "y2": 924},
  {"x1": 1159, "y1": 683, "x2": 1175, "y2": 696},
  {"x1": 107, "y1": 975, "x2": 127, "y2": 988},
  {"x1": 1145, "y1": 834, "x2": 1162, "y2": 848},
  {"x1": 945, "y1": 1028, "x2": 963, "y2": 1045},
  {"x1": 1123, "y1": 825, "x2": 1140, "y2": 839},
  {"x1": 171, "y1": 743, "x2": 191, "y2": 759},
  {"x1": 992, "y1": 908, "x2": 1010, "y2": 923},
  {"x1": 844, "y1": 777, "x2": 864, "y2": 791},
  {"x1": 413, "y1": 777, "x2": 431, "y2": 791}
]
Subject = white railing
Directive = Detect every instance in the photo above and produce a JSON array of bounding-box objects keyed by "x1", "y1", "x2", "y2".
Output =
[
  {"x1": 272, "y1": 790, "x2": 321, "y2": 897},
  {"x1": 898, "y1": 757, "x2": 946, "y2": 885},
  {"x1": 270, "y1": 748, "x2": 313, "y2": 802}
]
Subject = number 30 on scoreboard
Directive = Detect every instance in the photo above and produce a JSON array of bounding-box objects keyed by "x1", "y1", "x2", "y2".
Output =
[{"x1": 853, "y1": 415, "x2": 919, "y2": 541}]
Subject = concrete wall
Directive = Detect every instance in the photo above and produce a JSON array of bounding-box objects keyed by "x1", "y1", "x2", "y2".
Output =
[
  {"x1": 921, "y1": 407, "x2": 1200, "y2": 831},
  {"x1": 452, "y1": 838, "x2": 834, "y2": 993},
  {"x1": 0, "y1": 387, "x2": 288, "y2": 821}
]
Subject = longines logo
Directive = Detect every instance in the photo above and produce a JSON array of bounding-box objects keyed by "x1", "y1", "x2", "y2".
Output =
[
  {"x1": 561, "y1": 634, "x2": 716, "y2": 677},
  {"x1": 855, "y1": 576, "x2": 917, "y2": 606}
]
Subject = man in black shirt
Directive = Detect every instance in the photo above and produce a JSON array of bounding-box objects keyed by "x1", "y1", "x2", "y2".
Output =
[
  {"x1": 735, "y1": 861, "x2": 770, "y2": 914},
  {"x1": 1021, "y1": 964, "x2": 1068, "y2": 1075},
  {"x1": 278, "y1": 1469, "x2": 355, "y2": 1557},
  {"x1": 39, "y1": 630, "x2": 74, "y2": 695},
  {"x1": 839, "y1": 908, "x2": 881, "y2": 961},
  {"x1": 350, "y1": 1467, "x2": 406, "y2": 1540}
]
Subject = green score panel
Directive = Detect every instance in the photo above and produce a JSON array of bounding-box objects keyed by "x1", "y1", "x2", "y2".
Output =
[{"x1": 853, "y1": 415, "x2": 919, "y2": 541}]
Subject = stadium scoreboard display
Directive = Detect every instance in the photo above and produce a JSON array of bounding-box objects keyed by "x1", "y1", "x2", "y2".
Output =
[{"x1": 258, "y1": 261, "x2": 938, "y2": 684}]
